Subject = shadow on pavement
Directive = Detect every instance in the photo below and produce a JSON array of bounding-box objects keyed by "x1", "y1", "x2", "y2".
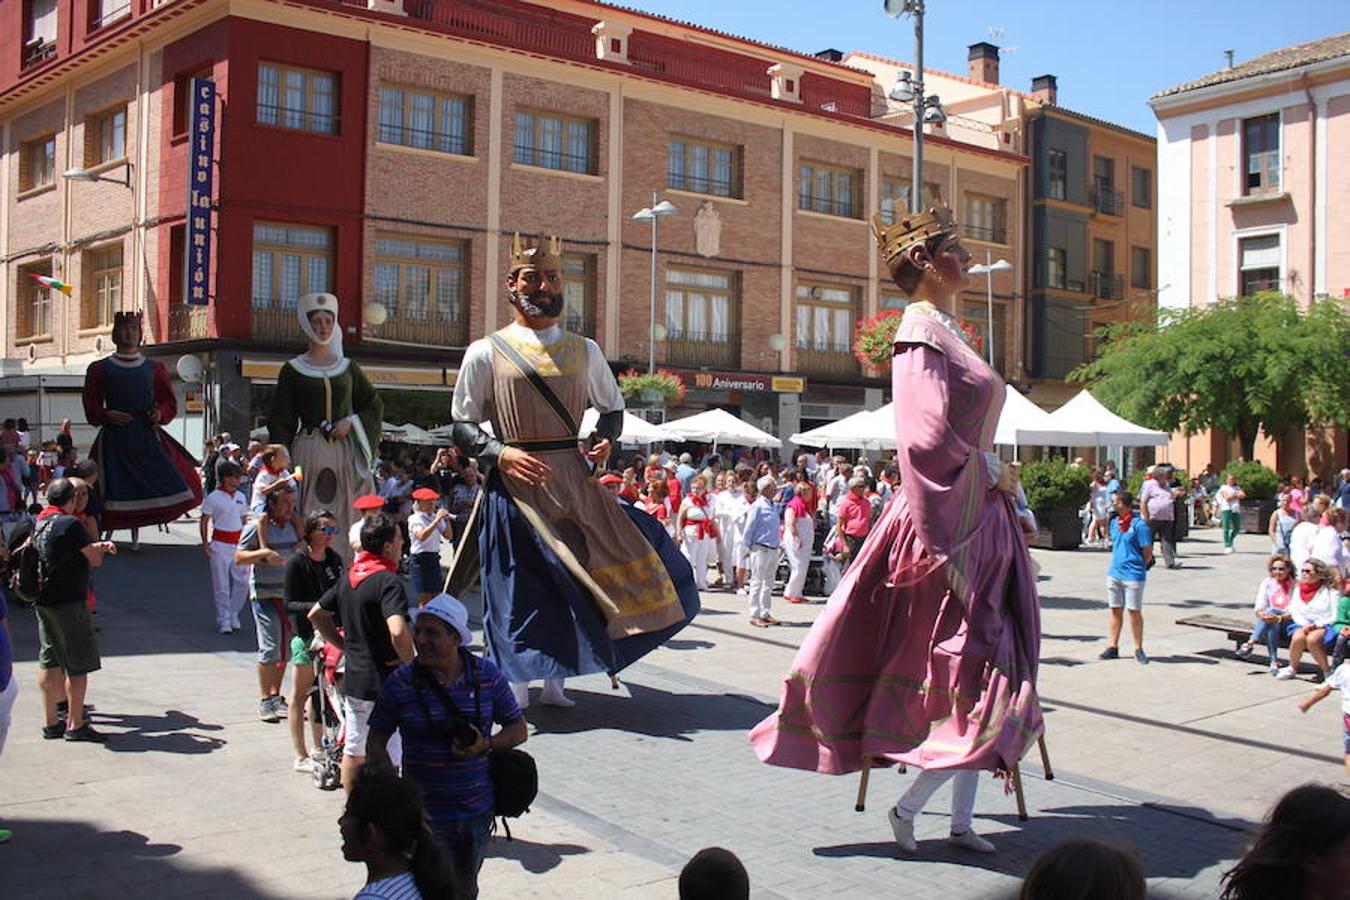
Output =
[
  {"x1": 0, "y1": 819, "x2": 277, "y2": 899},
  {"x1": 813, "y1": 799, "x2": 1246, "y2": 886},
  {"x1": 1037, "y1": 596, "x2": 1103, "y2": 611},
  {"x1": 91, "y1": 709, "x2": 228, "y2": 755},
  {"x1": 661, "y1": 639, "x2": 715, "y2": 651},
  {"x1": 486, "y1": 835, "x2": 590, "y2": 874},
  {"x1": 527, "y1": 681, "x2": 775, "y2": 742},
  {"x1": 1041, "y1": 633, "x2": 1100, "y2": 643}
]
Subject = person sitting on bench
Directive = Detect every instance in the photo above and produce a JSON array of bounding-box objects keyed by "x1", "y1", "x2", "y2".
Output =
[{"x1": 1238, "y1": 555, "x2": 1296, "y2": 674}]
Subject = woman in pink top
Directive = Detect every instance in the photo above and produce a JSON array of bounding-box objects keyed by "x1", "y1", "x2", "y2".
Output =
[
  {"x1": 782, "y1": 476, "x2": 816, "y2": 604},
  {"x1": 751, "y1": 206, "x2": 1043, "y2": 854},
  {"x1": 1288, "y1": 476, "x2": 1306, "y2": 517},
  {"x1": 1238, "y1": 555, "x2": 1296, "y2": 672}
]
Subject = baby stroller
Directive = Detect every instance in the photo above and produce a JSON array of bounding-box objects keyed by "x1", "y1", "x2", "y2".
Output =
[{"x1": 310, "y1": 641, "x2": 345, "y2": 791}]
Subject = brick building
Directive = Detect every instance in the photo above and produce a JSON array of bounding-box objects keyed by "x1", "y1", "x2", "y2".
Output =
[{"x1": 1, "y1": 0, "x2": 1032, "y2": 451}]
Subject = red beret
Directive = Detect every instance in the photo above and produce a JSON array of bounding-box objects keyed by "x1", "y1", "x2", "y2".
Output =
[
  {"x1": 598, "y1": 474, "x2": 624, "y2": 486},
  {"x1": 411, "y1": 488, "x2": 440, "y2": 501},
  {"x1": 353, "y1": 494, "x2": 384, "y2": 510}
]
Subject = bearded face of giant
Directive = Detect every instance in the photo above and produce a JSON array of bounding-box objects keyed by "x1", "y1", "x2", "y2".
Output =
[{"x1": 505, "y1": 265, "x2": 565, "y2": 320}]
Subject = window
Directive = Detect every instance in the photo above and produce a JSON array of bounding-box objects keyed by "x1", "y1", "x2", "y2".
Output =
[
  {"x1": 514, "y1": 110, "x2": 594, "y2": 174},
  {"x1": 23, "y1": 0, "x2": 57, "y2": 68},
  {"x1": 173, "y1": 70, "x2": 213, "y2": 136},
  {"x1": 378, "y1": 86, "x2": 471, "y2": 155},
  {"x1": 19, "y1": 134, "x2": 56, "y2": 192},
  {"x1": 1243, "y1": 113, "x2": 1280, "y2": 195},
  {"x1": 964, "y1": 193, "x2": 1007, "y2": 243},
  {"x1": 1238, "y1": 234, "x2": 1280, "y2": 296},
  {"x1": 85, "y1": 105, "x2": 127, "y2": 166},
  {"x1": 1092, "y1": 238, "x2": 1114, "y2": 274},
  {"x1": 1047, "y1": 149, "x2": 1067, "y2": 200},
  {"x1": 1092, "y1": 156, "x2": 1114, "y2": 189},
  {"x1": 372, "y1": 235, "x2": 465, "y2": 324},
  {"x1": 667, "y1": 138, "x2": 740, "y2": 198},
  {"x1": 562, "y1": 254, "x2": 595, "y2": 337},
  {"x1": 1092, "y1": 155, "x2": 1121, "y2": 215},
  {"x1": 1091, "y1": 238, "x2": 1119, "y2": 299},
  {"x1": 251, "y1": 222, "x2": 333, "y2": 310},
  {"x1": 665, "y1": 267, "x2": 736, "y2": 342},
  {"x1": 879, "y1": 178, "x2": 940, "y2": 224},
  {"x1": 794, "y1": 282, "x2": 855, "y2": 351},
  {"x1": 1131, "y1": 166, "x2": 1152, "y2": 209},
  {"x1": 798, "y1": 162, "x2": 859, "y2": 218},
  {"x1": 16, "y1": 260, "x2": 54, "y2": 340},
  {"x1": 89, "y1": 0, "x2": 130, "y2": 30},
  {"x1": 83, "y1": 244, "x2": 122, "y2": 329},
  {"x1": 257, "y1": 64, "x2": 339, "y2": 135},
  {"x1": 1045, "y1": 247, "x2": 1066, "y2": 290},
  {"x1": 1130, "y1": 246, "x2": 1151, "y2": 290},
  {"x1": 881, "y1": 292, "x2": 908, "y2": 311}
]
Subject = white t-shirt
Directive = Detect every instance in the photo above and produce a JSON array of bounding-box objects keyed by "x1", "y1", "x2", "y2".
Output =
[
  {"x1": 1328, "y1": 662, "x2": 1350, "y2": 715},
  {"x1": 1289, "y1": 521, "x2": 1319, "y2": 569},
  {"x1": 200, "y1": 488, "x2": 247, "y2": 536},
  {"x1": 349, "y1": 518, "x2": 365, "y2": 550},
  {"x1": 250, "y1": 469, "x2": 288, "y2": 514},
  {"x1": 1090, "y1": 483, "x2": 1112, "y2": 516},
  {"x1": 407, "y1": 509, "x2": 449, "y2": 555},
  {"x1": 1311, "y1": 524, "x2": 1347, "y2": 574},
  {"x1": 1216, "y1": 484, "x2": 1243, "y2": 513}
]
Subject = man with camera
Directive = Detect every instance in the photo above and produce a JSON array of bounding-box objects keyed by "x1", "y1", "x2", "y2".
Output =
[
  {"x1": 309, "y1": 513, "x2": 414, "y2": 791},
  {"x1": 366, "y1": 593, "x2": 526, "y2": 900}
]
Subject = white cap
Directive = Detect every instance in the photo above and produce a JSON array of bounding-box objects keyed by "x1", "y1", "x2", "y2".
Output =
[
  {"x1": 756, "y1": 474, "x2": 776, "y2": 493},
  {"x1": 411, "y1": 593, "x2": 472, "y2": 646}
]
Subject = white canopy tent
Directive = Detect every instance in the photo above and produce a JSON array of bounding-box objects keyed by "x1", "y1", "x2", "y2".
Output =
[
  {"x1": 580, "y1": 408, "x2": 679, "y2": 445},
  {"x1": 663, "y1": 407, "x2": 782, "y2": 449},
  {"x1": 791, "y1": 385, "x2": 1060, "y2": 451},
  {"x1": 1015, "y1": 390, "x2": 1169, "y2": 447}
]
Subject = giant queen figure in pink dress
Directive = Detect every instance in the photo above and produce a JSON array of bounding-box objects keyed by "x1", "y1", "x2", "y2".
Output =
[{"x1": 750, "y1": 206, "x2": 1043, "y2": 854}]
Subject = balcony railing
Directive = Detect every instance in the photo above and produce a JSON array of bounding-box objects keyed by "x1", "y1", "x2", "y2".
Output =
[
  {"x1": 89, "y1": 2, "x2": 132, "y2": 31},
  {"x1": 252, "y1": 306, "x2": 296, "y2": 343},
  {"x1": 404, "y1": 0, "x2": 594, "y2": 59},
  {"x1": 962, "y1": 223, "x2": 1007, "y2": 244},
  {"x1": 665, "y1": 332, "x2": 741, "y2": 369},
  {"x1": 796, "y1": 342, "x2": 860, "y2": 378},
  {"x1": 366, "y1": 314, "x2": 469, "y2": 349},
  {"x1": 21, "y1": 39, "x2": 57, "y2": 70},
  {"x1": 1090, "y1": 180, "x2": 1124, "y2": 216},
  {"x1": 168, "y1": 305, "x2": 211, "y2": 341},
  {"x1": 1090, "y1": 270, "x2": 1125, "y2": 301}
]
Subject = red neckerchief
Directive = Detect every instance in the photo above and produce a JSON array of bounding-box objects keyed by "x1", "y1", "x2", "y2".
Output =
[
  {"x1": 349, "y1": 551, "x2": 397, "y2": 588},
  {"x1": 689, "y1": 493, "x2": 709, "y2": 510},
  {"x1": 620, "y1": 485, "x2": 640, "y2": 502},
  {"x1": 38, "y1": 504, "x2": 63, "y2": 521},
  {"x1": 1117, "y1": 511, "x2": 1133, "y2": 534},
  {"x1": 1298, "y1": 581, "x2": 1321, "y2": 604},
  {"x1": 264, "y1": 463, "x2": 285, "y2": 476}
]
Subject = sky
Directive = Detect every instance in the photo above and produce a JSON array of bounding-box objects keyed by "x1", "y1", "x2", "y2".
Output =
[{"x1": 617, "y1": 1, "x2": 1348, "y2": 134}]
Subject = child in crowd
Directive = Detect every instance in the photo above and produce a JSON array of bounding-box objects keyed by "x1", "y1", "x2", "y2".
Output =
[
  {"x1": 1298, "y1": 657, "x2": 1350, "y2": 779},
  {"x1": 199, "y1": 460, "x2": 251, "y2": 634},
  {"x1": 251, "y1": 445, "x2": 302, "y2": 551},
  {"x1": 348, "y1": 494, "x2": 386, "y2": 556},
  {"x1": 406, "y1": 488, "x2": 451, "y2": 605}
]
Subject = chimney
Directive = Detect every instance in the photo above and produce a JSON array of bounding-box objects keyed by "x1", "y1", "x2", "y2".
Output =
[
  {"x1": 1031, "y1": 74, "x2": 1057, "y2": 106},
  {"x1": 968, "y1": 42, "x2": 1000, "y2": 84}
]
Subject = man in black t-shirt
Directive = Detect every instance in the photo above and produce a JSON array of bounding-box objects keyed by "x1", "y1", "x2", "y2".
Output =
[
  {"x1": 310, "y1": 512, "x2": 413, "y2": 791},
  {"x1": 36, "y1": 478, "x2": 116, "y2": 742}
]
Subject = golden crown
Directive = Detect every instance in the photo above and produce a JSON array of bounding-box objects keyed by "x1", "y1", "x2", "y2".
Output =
[
  {"x1": 871, "y1": 205, "x2": 958, "y2": 266},
  {"x1": 509, "y1": 233, "x2": 564, "y2": 272}
]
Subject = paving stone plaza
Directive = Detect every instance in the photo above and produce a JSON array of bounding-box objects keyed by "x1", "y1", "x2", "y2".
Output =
[{"x1": 1, "y1": 521, "x2": 1343, "y2": 899}]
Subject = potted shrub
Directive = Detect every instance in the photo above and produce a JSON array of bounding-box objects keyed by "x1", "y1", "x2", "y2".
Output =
[
  {"x1": 1224, "y1": 460, "x2": 1280, "y2": 533},
  {"x1": 618, "y1": 369, "x2": 686, "y2": 406},
  {"x1": 1020, "y1": 459, "x2": 1092, "y2": 550},
  {"x1": 852, "y1": 310, "x2": 986, "y2": 374}
]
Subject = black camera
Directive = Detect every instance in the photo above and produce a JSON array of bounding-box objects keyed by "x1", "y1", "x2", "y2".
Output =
[{"x1": 447, "y1": 717, "x2": 478, "y2": 750}]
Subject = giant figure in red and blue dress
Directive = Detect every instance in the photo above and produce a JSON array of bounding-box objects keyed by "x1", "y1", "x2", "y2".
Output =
[{"x1": 83, "y1": 312, "x2": 202, "y2": 532}]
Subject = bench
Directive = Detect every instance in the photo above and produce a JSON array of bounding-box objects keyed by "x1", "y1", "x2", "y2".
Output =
[{"x1": 1175, "y1": 613, "x2": 1289, "y2": 652}]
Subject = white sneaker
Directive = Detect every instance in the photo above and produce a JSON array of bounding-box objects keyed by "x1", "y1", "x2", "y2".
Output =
[
  {"x1": 1275, "y1": 666, "x2": 1296, "y2": 680},
  {"x1": 293, "y1": 756, "x2": 316, "y2": 773},
  {"x1": 948, "y1": 830, "x2": 996, "y2": 853},
  {"x1": 1268, "y1": 663, "x2": 1281, "y2": 676},
  {"x1": 539, "y1": 679, "x2": 575, "y2": 708},
  {"x1": 887, "y1": 808, "x2": 917, "y2": 853},
  {"x1": 1224, "y1": 547, "x2": 1234, "y2": 554},
  {"x1": 510, "y1": 682, "x2": 530, "y2": 710}
]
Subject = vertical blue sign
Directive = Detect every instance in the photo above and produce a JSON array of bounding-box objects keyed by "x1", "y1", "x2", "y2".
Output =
[{"x1": 185, "y1": 77, "x2": 215, "y2": 306}]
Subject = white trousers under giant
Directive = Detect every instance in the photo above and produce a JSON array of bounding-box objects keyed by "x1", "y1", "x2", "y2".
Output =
[
  {"x1": 680, "y1": 532, "x2": 714, "y2": 590},
  {"x1": 747, "y1": 546, "x2": 779, "y2": 619},
  {"x1": 895, "y1": 769, "x2": 979, "y2": 834},
  {"x1": 208, "y1": 540, "x2": 250, "y2": 630},
  {"x1": 784, "y1": 521, "x2": 813, "y2": 598}
]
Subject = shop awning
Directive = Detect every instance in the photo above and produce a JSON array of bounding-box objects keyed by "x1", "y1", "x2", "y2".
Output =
[{"x1": 662, "y1": 407, "x2": 782, "y2": 449}]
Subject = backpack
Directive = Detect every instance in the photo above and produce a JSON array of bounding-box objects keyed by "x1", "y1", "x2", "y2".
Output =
[{"x1": 8, "y1": 517, "x2": 54, "y2": 606}]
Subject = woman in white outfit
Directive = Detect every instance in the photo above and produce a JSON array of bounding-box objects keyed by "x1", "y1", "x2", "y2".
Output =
[
  {"x1": 714, "y1": 472, "x2": 751, "y2": 591},
  {"x1": 782, "y1": 474, "x2": 817, "y2": 604},
  {"x1": 676, "y1": 476, "x2": 718, "y2": 590}
]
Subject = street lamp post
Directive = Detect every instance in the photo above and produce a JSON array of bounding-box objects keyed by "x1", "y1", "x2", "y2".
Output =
[
  {"x1": 632, "y1": 192, "x2": 679, "y2": 374},
  {"x1": 969, "y1": 252, "x2": 1013, "y2": 366},
  {"x1": 884, "y1": 1, "x2": 945, "y2": 214}
]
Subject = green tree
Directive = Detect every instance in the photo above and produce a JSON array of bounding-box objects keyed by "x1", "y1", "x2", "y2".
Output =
[{"x1": 1069, "y1": 294, "x2": 1350, "y2": 460}]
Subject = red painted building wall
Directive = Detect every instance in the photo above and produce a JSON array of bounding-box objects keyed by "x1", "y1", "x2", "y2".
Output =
[{"x1": 152, "y1": 18, "x2": 369, "y2": 343}]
